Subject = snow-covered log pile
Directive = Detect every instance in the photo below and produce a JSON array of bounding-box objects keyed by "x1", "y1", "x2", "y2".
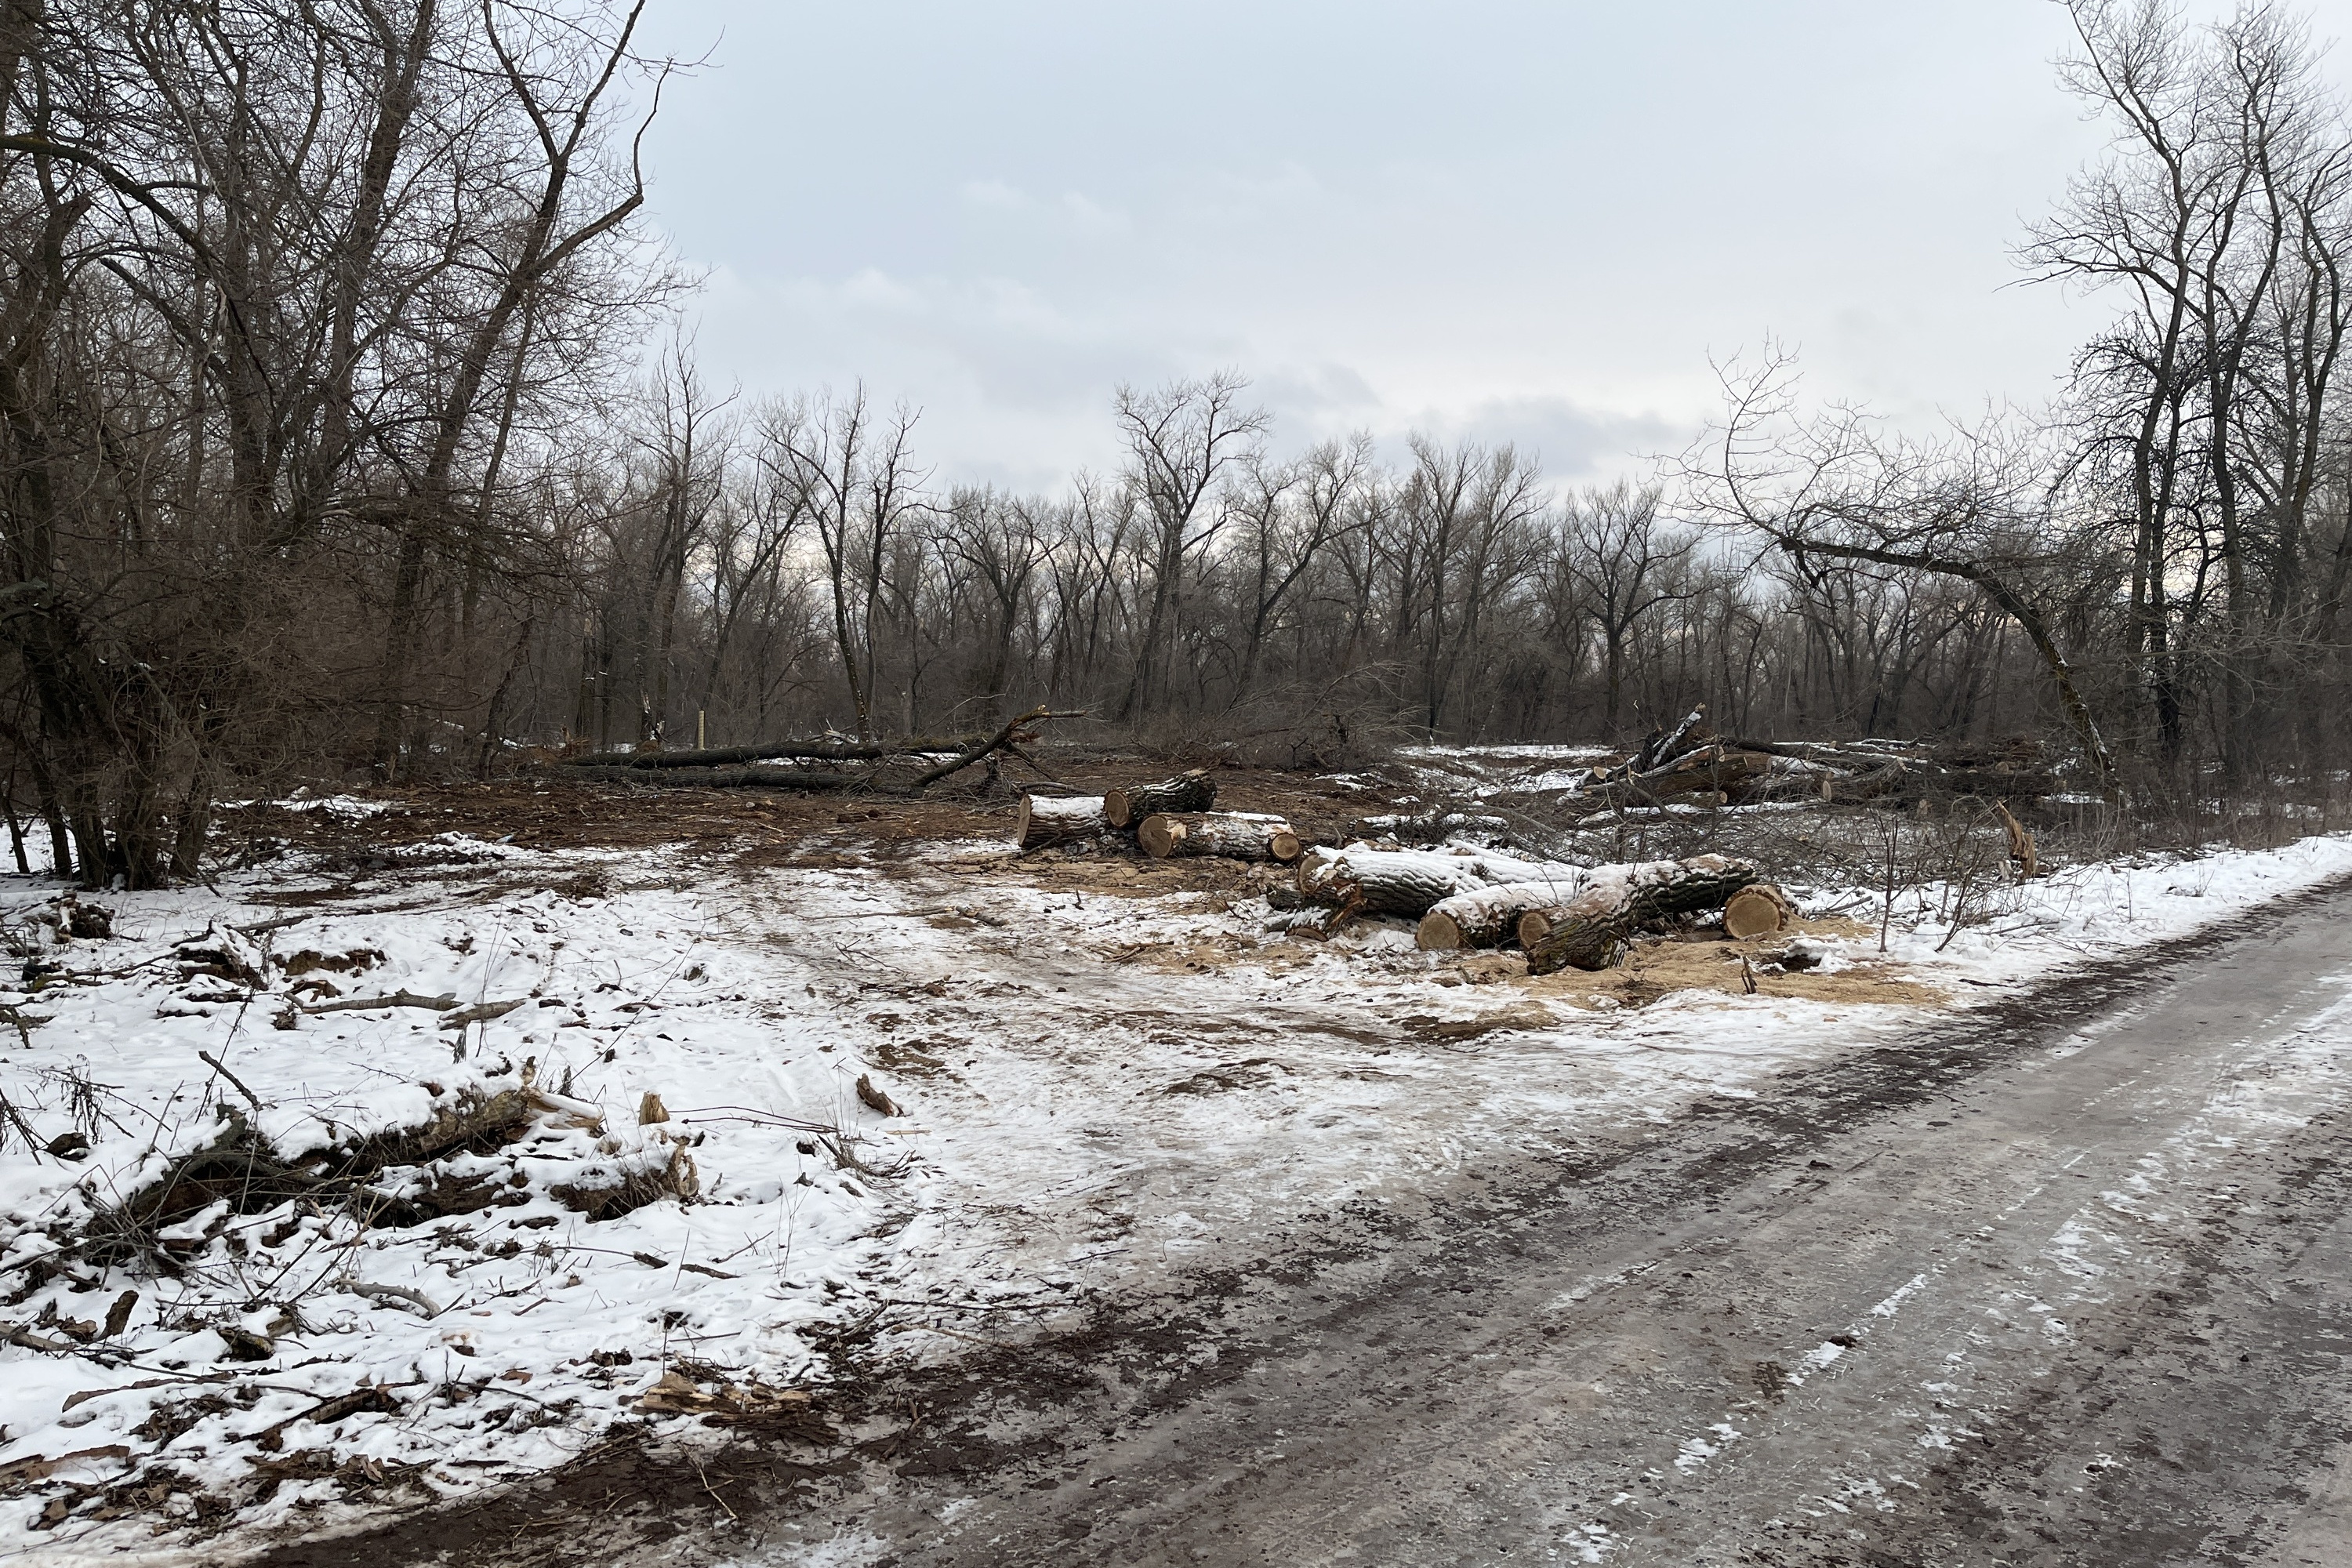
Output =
[
  {"x1": 1521, "y1": 855, "x2": 1763, "y2": 972},
  {"x1": 1014, "y1": 770, "x2": 1311, "y2": 863},
  {"x1": 1418, "y1": 880, "x2": 1594, "y2": 949},
  {"x1": 1278, "y1": 841, "x2": 1791, "y2": 967},
  {"x1": 1017, "y1": 771, "x2": 1222, "y2": 851}
]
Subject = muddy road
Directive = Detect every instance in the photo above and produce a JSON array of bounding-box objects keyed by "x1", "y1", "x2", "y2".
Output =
[{"x1": 273, "y1": 882, "x2": 2352, "y2": 1568}]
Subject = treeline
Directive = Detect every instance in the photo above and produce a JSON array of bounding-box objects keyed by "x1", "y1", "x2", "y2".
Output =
[
  {"x1": 527, "y1": 363, "x2": 2054, "y2": 765},
  {"x1": 3, "y1": 0, "x2": 2351, "y2": 887}
]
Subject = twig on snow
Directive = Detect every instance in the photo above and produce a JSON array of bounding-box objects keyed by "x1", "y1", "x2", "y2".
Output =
[
  {"x1": 338, "y1": 1277, "x2": 442, "y2": 1318},
  {"x1": 196, "y1": 1050, "x2": 267, "y2": 1116}
]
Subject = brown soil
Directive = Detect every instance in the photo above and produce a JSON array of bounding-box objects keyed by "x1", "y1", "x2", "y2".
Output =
[{"x1": 214, "y1": 761, "x2": 1413, "y2": 870}]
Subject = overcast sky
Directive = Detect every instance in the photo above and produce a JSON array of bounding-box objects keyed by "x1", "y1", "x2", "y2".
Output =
[{"x1": 627, "y1": 2, "x2": 2352, "y2": 492}]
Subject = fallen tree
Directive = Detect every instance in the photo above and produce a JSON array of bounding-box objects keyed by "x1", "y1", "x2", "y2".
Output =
[
  {"x1": 1494, "y1": 711, "x2": 2059, "y2": 815},
  {"x1": 1417, "y1": 879, "x2": 1593, "y2": 950},
  {"x1": 559, "y1": 764, "x2": 866, "y2": 792},
  {"x1": 555, "y1": 706, "x2": 1083, "y2": 793},
  {"x1": 1523, "y1": 855, "x2": 1759, "y2": 973},
  {"x1": 1297, "y1": 844, "x2": 1588, "y2": 923}
]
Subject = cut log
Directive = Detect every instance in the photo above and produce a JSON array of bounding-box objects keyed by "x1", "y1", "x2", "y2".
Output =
[
  {"x1": 1722, "y1": 883, "x2": 1797, "y2": 939},
  {"x1": 1432, "y1": 847, "x2": 1591, "y2": 887},
  {"x1": 1524, "y1": 855, "x2": 1760, "y2": 975},
  {"x1": 1017, "y1": 794, "x2": 1110, "y2": 851},
  {"x1": 1296, "y1": 846, "x2": 1490, "y2": 918},
  {"x1": 1417, "y1": 877, "x2": 1595, "y2": 950},
  {"x1": 1104, "y1": 770, "x2": 1216, "y2": 828},
  {"x1": 1139, "y1": 811, "x2": 1301, "y2": 862}
]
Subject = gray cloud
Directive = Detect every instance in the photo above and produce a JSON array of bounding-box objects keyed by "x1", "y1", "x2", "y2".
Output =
[{"x1": 639, "y1": 0, "x2": 2352, "y2": 494}]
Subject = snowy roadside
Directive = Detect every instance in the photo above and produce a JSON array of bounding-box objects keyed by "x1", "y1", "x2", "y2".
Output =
[{"x1": 0, "y1": 802, "x2": 2346, "y2": 1560}]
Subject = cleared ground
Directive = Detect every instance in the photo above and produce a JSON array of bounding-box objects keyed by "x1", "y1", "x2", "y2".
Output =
[{"x1": 254, "y1": 872, "x2": 2352, "y2": 1568}]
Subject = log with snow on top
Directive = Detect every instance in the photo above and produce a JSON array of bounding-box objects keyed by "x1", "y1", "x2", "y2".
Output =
[
  {"x1": 1104, "y1": 769, "x2": 1216, "y2": 828},
  {"x1": 1294, "y1": 845, "x2": 1486, "y2": 918},
  {"x1": 1138, "y1": 811, "x2": 1303, "y2": 862},
  {"x1": 1430, "y1": 845, "x2": 1591, "y2": 887},
  {"x1": 1297, "y1": 843, "x2": 1591, "y2": 922},
  {"x1": 1417, "y1": 877, "x2": 1595, "y2": 949},
  {"x1": 1017, "y1": 793, "x2": 1112, "y2": 851},
  {"x1": 1522, "y1": 855, "x2": 1759, "y2": 974}
]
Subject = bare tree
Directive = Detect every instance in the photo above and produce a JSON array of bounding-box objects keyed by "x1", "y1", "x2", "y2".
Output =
[
  {"x1": 1559, "y1": 481, "x2": 1697, "y2": 734},
  {"x1": 1689, "y1": 349, "x2": 2122, "y2": 802},
  {"x1": 1113, "y1": 372, "x2": 1267, "y2": 720}
]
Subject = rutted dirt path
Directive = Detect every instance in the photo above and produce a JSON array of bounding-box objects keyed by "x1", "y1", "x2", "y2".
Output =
[{"x1": 259, "y1": 880, "x2": 2352, "y2": 1568}]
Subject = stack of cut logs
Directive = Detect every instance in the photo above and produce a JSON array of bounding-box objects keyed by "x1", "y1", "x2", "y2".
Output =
[
  {"x1": 1014, "y1": 770, "x2": 1798, "y2": 973},
  {"x1": 1017, "y1": 770, "x2": 1305, "y2": 863},
  {"x1": 1524, "y1": 706, "x2": 2058, "y2": 817},
  {"x1": 1289, "y1": 843, "x2": 1791, "y2": 972}
]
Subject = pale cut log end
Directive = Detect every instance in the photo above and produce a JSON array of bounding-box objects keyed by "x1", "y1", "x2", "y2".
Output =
[
  {"x1": 1723, "y1": 884, "x2": 1794, "y2": 939},
  {"x1": 1269, "y1": 829, "x2": 1303, "y2": 862},
  {"x1": 1103, "y1": 789, "x2": 1134, "y2": 829},
  {"x1": 1014, "y1": 796, "x2": 1033, "y2": 846},
  {"x1": 1416, "y1": 912, "x2": 1466, "y2": 951},
  {"x1": 1138, "y1": 815, "x2": 1179, "y2": 858},
  {"x1": 1517, "y1": 908, "x2": 1561, "y2": 948}
]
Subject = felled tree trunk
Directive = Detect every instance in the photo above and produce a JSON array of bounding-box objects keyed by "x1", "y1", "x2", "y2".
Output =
[
  {"x1": 1722, "y1": 883, "x2": 1797, "y2": 938},
  {"x1": 1017, "y1": 794, "x2": 1110, "y2": 851},
  {"x1": 1295, "y1": 846, "x2": 1488, "y2": 917},
  {"x1": 1523, "y1": 855, "x2": 1759, "y2": 974},
  {"x1": 1104, "y1": 770, "x2": 1216, "y2": 828},
  {"x1": 1417, "y1": 877, "x2": 1593, "y2": 950},
  {"x1": 1576, "y1": 745, "x2": 1773, "y2": 811},
  {"x1": 1436, "y1": 848, "x2": 1588, "y2": 886},
  {"x1": 1139, "y1": 811, "x2": 1303, "y2": 862}
]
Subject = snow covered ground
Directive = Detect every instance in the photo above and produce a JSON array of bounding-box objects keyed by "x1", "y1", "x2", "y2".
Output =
[{"x1": 2, "y1": 798, "x2": 2349, "y2": 1559}]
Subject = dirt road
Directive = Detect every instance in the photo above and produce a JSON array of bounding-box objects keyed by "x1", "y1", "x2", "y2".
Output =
[{"x1": 274, "y1": 880, "x2": 2352, "y2": 1568}]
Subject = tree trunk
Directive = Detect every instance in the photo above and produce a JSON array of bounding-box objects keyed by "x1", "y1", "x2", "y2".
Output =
[
  {"x1": 1722, "y1": 883, "x2": 1796, "y2": 939},
  {"x1": 1139, "y1": 811, "x2": 1301, "y2": 862},
  {"x1": 1017, "y1": 794, "x2": 1110, "y2": 851},
  {"x1": 1523, "y1": 855, "x2": 1759, "y2": 974},
  {"x1": 1294, "y1": 845, "x2": 1487, "y2": 916},
  {"x1": 1104, "y1": 769, "x2": 1216, "y2": 828},
  {"x1": 1417, "y1": 878, "x2": 1593, "y2": 950}
]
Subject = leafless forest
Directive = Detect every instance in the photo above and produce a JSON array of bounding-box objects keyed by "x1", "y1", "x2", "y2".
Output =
[{"x1": 2, "y1": 0, "x2": 2350, "y2": 886}]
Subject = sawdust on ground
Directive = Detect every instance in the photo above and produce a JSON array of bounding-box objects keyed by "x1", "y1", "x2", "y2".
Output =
[{"x1": 1514, "y1": 916, "x2": 1951, "y2": 1011}]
